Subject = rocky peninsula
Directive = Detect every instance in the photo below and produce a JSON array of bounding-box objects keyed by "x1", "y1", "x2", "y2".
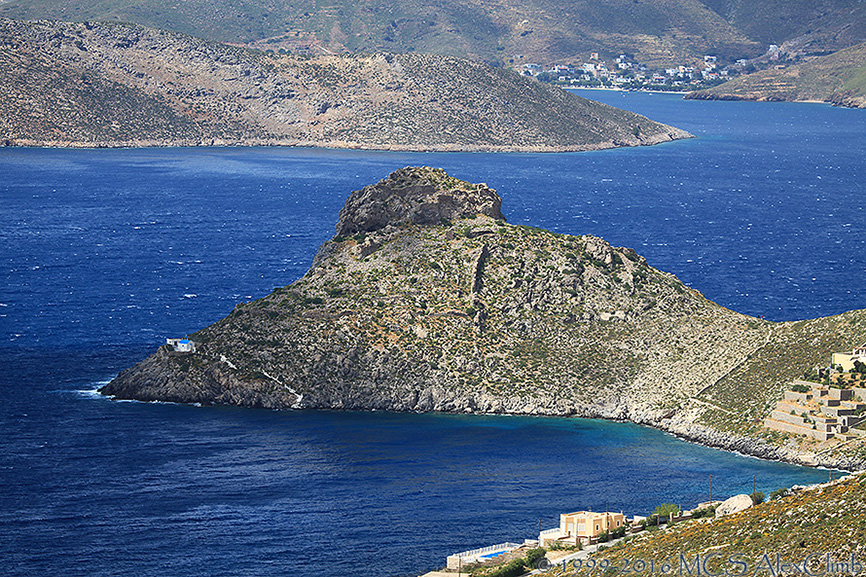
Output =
[
  {"x1": 0, "y1": 18, "x2": 690, "y2": 152},
  {"x1": 102, "y1": 167, "x2": 866, "y2": 470},
  {"x1": 687, "y1": 42, "x2": 866, "y2": 109}
]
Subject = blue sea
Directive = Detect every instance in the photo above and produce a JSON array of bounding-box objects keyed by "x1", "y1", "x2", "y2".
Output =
[{"x1": 1, "y1": 92, "x2": 864, "y2": 577}]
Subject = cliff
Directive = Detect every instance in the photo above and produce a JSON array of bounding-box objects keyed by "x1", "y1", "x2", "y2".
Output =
[
  {"x1": 686, "y1": 42, "x2": 866, "y2": 109},
  {"x1": 101, "y1": 167, "x2": 866, "y2": 470},
  {"x1": 0, "y1": 18, "x2": 691, "y2": 152}
]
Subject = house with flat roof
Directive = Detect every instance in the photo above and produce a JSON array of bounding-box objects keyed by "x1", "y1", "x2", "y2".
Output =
[
  {"x1": 166, "y1": 338, "x2": 196, "y2": 353},
  {"x1": 539, "y1": 510, "x2": 626, "y2": 546},
  {"x1": 832, "y1": 346, "x2": 866, "y2": 372}
]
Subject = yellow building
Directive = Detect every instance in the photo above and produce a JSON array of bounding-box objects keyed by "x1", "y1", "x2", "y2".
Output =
[
  {"x1": 539, "y1": 511, "x2": 626, "y2": 546},
  {"x1": 832, "y1": 346, "x2": 866, "y2": 372}
]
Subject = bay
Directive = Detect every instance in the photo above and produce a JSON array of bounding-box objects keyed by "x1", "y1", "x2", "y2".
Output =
[{"x1": 1, "y1": 92, "x2": 863, "y2": 577}]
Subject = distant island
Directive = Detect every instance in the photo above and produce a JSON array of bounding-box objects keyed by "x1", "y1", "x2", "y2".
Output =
[
  {"x1": 0, "y1": 18, "x2": 690, "y2": 152},
  {"x1": 101, "y1": 167, "x2": 866, "y2": 471}
]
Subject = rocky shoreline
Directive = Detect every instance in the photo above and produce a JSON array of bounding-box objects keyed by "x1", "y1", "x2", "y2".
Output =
[
  {"x1": 0, "y1": 127, "x2": 691, "y2": 153},
  {"x1": 100, "y1": 375, "x2": 863, "y2": 472},
  {"x1": 685, "y1": 90, "x2": 865, "y2": 109}
]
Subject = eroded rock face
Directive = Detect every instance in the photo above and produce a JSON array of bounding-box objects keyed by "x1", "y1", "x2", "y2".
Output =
[
  {"x1": 335, "y1": 166, "x2": 504, "y2": 236},
  {"x1": 715, "y1": 494, "x2": 753, "y2": 517}
]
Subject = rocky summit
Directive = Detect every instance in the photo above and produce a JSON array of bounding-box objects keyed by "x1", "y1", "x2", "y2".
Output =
[
  {"x1": 336, "y1": 167, "x2": 504, "y2": 237},
  {"x1": 102, "y1": 167, "x2": 866, "y2": 470}
]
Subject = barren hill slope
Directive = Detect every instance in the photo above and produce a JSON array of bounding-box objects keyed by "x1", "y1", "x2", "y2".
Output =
[
  {"x1": 0, "y1": 18, "x2": 690, "y2": 151},
  {"x1": 687, "y1": 42, "x2": 866, "y2": 108},
  {"x1": 0, "y1": 0, "x2": 762, "y2": 67},
  {"x1": 543, "y1": 472, "x2": 866, "y2": 576}
]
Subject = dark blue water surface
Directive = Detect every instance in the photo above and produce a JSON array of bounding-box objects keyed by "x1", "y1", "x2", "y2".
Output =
[{"x1": 1, "y1": 92, "x2": 863, "y2": 577}]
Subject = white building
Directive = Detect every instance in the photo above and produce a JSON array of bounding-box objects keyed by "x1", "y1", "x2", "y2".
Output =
[{"x1": 166, "y1": 338, "x2": 196, "y2": 353}]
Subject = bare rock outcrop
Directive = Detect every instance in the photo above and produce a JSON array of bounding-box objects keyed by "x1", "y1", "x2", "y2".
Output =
[
  {"x1": 715, "y1": 494, "x2": 753, "y2": 517},
  {"x1": 336, "y1": 167, "x2": 504, "y2": 236}
]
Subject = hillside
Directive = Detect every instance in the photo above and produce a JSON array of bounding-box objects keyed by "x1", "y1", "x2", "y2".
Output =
[
  {"x1": 0, "y1": 0, "x2": 763, "y2": 67},
  {"x1": 701, "y1": 0, "x2": 866, "y2": 56},
  {"x1": 4, "y1": 0, "x2": 866, "y2": 68},
  {"x1": 0, "y1": 19, "x2": 689, "y2": 151},
  {"x1": 0, "y1": 18, "x2": 691, "y2": 151},
  {"x1": 542, "y1": 472, "x2": 866, "y2": 576},
  {"x1": 100, "y1": 167, "x2": 866, "y2": 471},
  {"x1": 686, "y1": 42, "x2": 866, "y2": 108}
]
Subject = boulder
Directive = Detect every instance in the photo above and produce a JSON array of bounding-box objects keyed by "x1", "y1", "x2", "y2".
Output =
[{"x1": 715, "y1": 494, "x2": 753, "y2": 518}]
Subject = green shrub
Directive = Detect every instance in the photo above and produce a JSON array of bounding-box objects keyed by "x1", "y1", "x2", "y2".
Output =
[
  {"x1": 691, "y1": 506, "x2": 716, "y2": 519},
  {"x1": 750, "y1": 491, "x2": 765, "y2": 505},
  {"x1": 769, "y1": 488, "x2": 789, "y2": 500},
  {"x1": 482, "y1": 558, "x2": 525, "y2": 577},
  {"x1": 597, "y1": 530, "x2": 610, "y2": 543},
  {"x1": 524, "y1": 548, "x2": 545, "y2": 567}
]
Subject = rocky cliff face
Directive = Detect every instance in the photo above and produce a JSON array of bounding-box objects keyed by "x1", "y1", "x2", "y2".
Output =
[
  {"x1": 335, "y1": 167, "x2": 504, "y2": 236},
  {"x1": 0, "y1": 18, "x2": 692, "y2": 151},
  {"x1": 101, "y1": 167, "x2": 866, "y2": 470}
]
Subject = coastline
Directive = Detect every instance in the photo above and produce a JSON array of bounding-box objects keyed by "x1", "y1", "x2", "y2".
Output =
[
  {"x1": 567, "y1": 86, "x2": 692, "y2": 95},
  {"x1": 684, "y1": 91, "x2": 866, "y2": 109},
  {"x1": 97, "y1": 384, "x2": 863, "y2": 473},
  {"x1": 0, "y1": 128, "x2": 694, "y2": 153}
]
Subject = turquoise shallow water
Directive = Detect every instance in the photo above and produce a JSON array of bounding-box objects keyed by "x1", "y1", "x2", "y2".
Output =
[{"x1": 0, "y1": 92, "x2": 863, "y2": 576}]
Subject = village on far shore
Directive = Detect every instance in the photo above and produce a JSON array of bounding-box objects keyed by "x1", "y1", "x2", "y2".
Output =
[{"x1": 516, "y1": 43, "x2": 794, "y2": 93}]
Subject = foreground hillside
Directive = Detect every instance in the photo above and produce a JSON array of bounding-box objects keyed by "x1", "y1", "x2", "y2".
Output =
[
  {"x1": 101, "y1": 167, "x2": 866, "y2": 470},
  {"x1": 687, "y1": 42, "x2": 866, "y2": 108},
  {"x1": 543, "y1": 472, "x2": 866, "y2": 576},
  {"x1": 0, "y1": 18, "x2": 689, "y2": 151}
]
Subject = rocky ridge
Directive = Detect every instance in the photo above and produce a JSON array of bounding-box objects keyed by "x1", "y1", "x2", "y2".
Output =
[
  {"x1": 0, "y1": 18, "x2": 691, "y2": 151},
  {"x1": 101, "y1": 167, "x2": 866, "y2": 470}
]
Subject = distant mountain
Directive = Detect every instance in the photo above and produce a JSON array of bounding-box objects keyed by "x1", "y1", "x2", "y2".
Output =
[
  {"x1": 0, "y1": 0, "x2": 761, "y2": 67},
  {"x1": 701, "y1": 0, "x2": 866, "y2": 56},
  {"x1": 0, "y1": 18, "x2": 690, "y2": 151},
  {"x1": 3, "y1": 0, "x2": 865, "y2": 67},
  {"x1": 687, "y1": 42, "x2": 866, "y2": 108}
]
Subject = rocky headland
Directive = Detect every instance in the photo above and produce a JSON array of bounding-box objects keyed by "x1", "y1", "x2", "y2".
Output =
[
  {"x1": 101, "y1": 167, "x2": 866, "y2": 470},
  {"x1": 0, "y1": 18, "x2": 691, "y2": 151}
]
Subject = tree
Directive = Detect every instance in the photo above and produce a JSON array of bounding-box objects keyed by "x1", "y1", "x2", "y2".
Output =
[{"x1": 653, "y1": 503, "x2": 680, "y2": 519}]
